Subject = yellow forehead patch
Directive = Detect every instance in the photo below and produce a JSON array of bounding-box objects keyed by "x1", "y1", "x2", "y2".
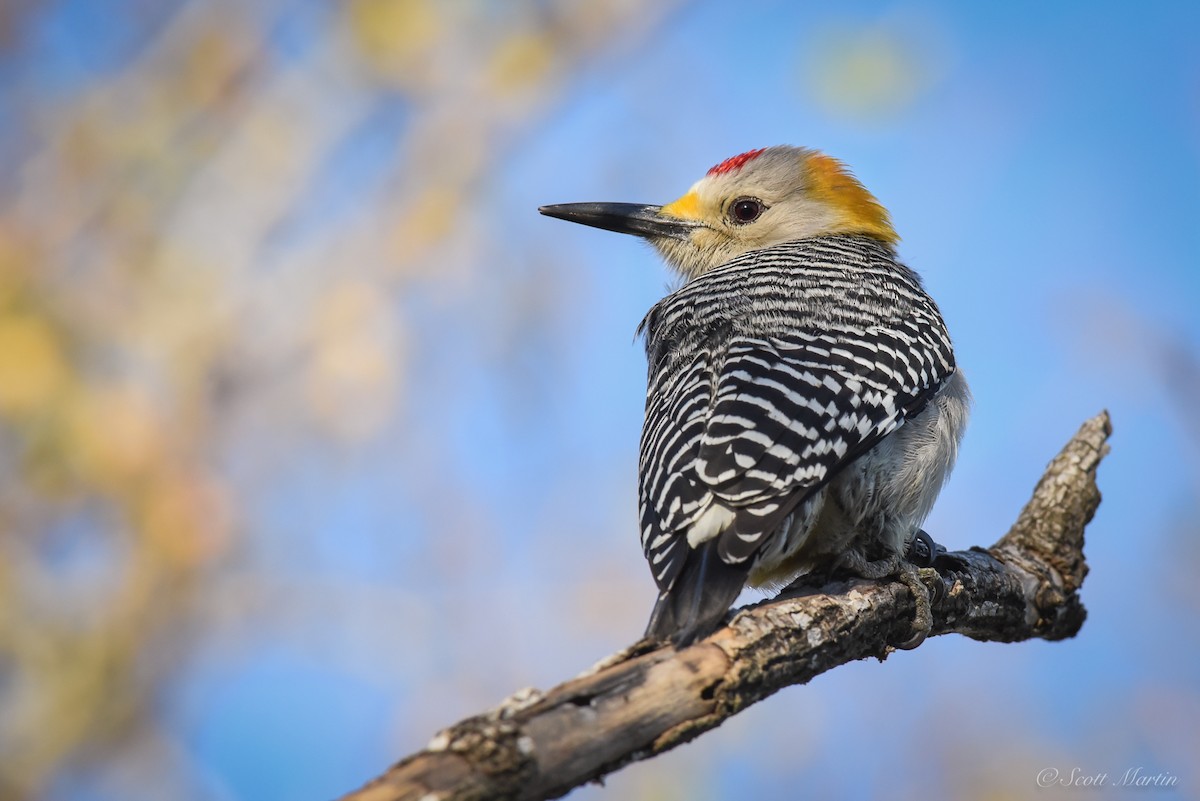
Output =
[
  {"x1": 804, "y1": 154, "x2": 898, "y2": 244},
  {"x1": 660, "y1": 190, "x2": 703, "y2": 220}
]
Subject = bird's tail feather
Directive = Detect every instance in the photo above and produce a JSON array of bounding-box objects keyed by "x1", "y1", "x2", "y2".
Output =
[{"x1": 644, "y1": 541, "x2": 747, "y2": 646}]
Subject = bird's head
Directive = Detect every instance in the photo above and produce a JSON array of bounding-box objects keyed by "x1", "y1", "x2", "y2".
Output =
[{"x1": 540, "y1": 145, "x2": 897, "y2": 279}]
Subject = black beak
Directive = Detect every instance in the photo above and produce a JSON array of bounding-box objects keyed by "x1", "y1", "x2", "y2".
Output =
[{"x1": 538, "y1": 202, "x2": 698, "y2": 240}]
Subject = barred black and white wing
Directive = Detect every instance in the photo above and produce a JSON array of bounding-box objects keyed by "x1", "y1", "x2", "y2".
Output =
[{"x1": 637, "y1": 236, "x2": 956, "y2": 642}]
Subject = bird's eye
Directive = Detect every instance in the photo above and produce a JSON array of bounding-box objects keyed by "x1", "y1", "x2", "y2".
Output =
[{"x1": 730, "y1": 197, "x2": 764, "y2": 224}]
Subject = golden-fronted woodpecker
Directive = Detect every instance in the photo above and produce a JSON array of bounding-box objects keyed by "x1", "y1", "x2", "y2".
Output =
[{"x1": 540, "y1": 146, "x2": 969, "y2": 647}]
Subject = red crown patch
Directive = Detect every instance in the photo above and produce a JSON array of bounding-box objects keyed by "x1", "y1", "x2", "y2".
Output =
[{"x1": 706, "y1": 148, "x2": 766, "y2": 177}]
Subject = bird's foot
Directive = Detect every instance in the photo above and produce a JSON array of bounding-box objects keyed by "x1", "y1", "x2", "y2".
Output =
[
  {"x1": 836, "y1": 551, "x2": 936, "y2": 650},
  {"x1": 891, "y1": 563, "x2": 934, "y2": 650},
  {"x1": 835, "y1": 549, "x2": 902, "y2": 580}
]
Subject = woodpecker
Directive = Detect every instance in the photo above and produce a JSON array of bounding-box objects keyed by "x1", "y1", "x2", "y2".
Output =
[{"x1": 540, "y1": 146, "x2": 969, "y2": 647}]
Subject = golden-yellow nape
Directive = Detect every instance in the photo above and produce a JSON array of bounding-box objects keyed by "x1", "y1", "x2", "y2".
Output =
[{"x1": 802, "y1": 153, "x2": 898, "y2": 244}]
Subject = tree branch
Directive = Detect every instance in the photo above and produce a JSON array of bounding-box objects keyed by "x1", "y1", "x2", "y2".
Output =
[{"x1": 340, "y1": 411, "x2": 1112, "y2": 801}]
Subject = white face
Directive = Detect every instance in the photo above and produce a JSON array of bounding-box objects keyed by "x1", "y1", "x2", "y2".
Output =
[{"x1": 651, "y1": 190, "x2": 840, "y2": 278}]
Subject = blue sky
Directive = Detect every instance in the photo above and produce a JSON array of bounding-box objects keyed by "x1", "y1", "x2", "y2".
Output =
[{"x1": 12, "y1": 1, "x2": 1200, "y2": 800}]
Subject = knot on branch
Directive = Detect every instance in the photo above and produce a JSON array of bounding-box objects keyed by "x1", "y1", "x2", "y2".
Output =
[{"x1": 435, "y1": 715, "x2": 537, "y2": 785}]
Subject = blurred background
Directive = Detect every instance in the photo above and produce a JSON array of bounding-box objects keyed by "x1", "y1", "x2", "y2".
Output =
[{"x1": 1, "y1": 1, "x2": 1198, "y2": 800}]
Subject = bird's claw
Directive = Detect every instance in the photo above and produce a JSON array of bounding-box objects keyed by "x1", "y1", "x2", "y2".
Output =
[
  {"x1": 892, "y1": 563, "x2": 935, "y2": 651},
  {"x1": 905, "y1": 529, "x2": 946, "y2": 568}
]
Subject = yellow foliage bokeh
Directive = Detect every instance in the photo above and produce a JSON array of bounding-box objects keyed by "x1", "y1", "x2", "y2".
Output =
[
  {"x1": 0, "y1": 314, "x2": 69, "y2": 416},
  {"x1": 65, "y1": 385, "x2": 165, "y2": 487}
]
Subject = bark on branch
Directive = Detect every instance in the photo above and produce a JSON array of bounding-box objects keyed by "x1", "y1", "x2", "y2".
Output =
[{"x1": 341, "y1": 412, "x2": 1112, "y2": 801}]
